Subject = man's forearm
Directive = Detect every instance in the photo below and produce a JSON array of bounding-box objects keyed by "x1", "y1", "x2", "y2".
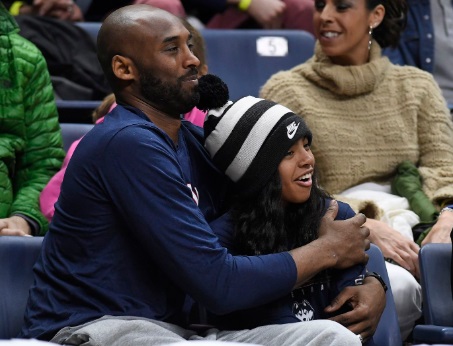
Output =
[{"x1": 289, "y1": 238, "x2": 337, "y2": 288}]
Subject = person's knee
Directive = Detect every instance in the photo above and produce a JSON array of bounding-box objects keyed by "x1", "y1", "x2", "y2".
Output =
[
  {"x1": 288, "y1": 320, "x2": 361, "y2": 345},
  {"x1": 388, "y1": 264, "x2": 421, "y2": 304},
  {"x1": 320, "y1": 320, "x2": 362, "y2": 345}
]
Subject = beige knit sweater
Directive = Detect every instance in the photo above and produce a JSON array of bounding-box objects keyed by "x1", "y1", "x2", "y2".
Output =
[{"x1": 261, "y1": 41, "x2": 453, "y2": 214}]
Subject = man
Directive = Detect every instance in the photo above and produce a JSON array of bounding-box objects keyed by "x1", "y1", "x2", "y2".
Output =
[
  {"x1": 0, "y1": 2, "x2": 64, "y2": 236},
  {"x1": 20, "y1": 5, "x2": 384, "y2": 345}
]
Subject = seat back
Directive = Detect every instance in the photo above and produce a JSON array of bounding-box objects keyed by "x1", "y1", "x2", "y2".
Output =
[
  {"x1": 77, "y1": 0, "x2": 93, "y2": 16},
  {"x1": 57, "y1": 100, "x2": 101, "y2": 124},
  {"x1": 366, "y1": 244, "x2": 402, "y2": 345},
  {"x1": 74, "y1": 21, "x2": 101, "y2": 44},
  {"x1": 419, "y1": 243, "x2": 453, "y2": 326},
  {"x1": 201, "y1": 29, "x2": 315, "y2": 101},
  {"x1": 0, "y1": 236, "x2": 44, "y2": 339},
  {"x1": 60, "y1": 123, "x2": 95, "y2": 152}
]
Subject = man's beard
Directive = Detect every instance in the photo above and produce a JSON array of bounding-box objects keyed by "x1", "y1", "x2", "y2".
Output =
[{"x1": 139, "y1": 68, "x2": 200, "y2": 118}]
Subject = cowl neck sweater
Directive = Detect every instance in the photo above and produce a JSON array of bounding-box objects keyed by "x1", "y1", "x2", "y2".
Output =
[{"x1": 297, "y1": 41, "x2": 390, "y2": 96}]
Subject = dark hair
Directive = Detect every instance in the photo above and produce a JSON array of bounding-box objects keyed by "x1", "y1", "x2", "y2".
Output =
[
  {"x1": 368, "y1": 0, "x2": 408, "y2": 48},
  {"x1": 180, "y1": 18, "x2": 207, "y2": 68},
  {"x1": 231, "y1": 169, "x2": 330, "y2": 256}
]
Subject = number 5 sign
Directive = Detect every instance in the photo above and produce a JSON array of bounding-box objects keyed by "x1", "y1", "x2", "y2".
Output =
[{"x1": 256, "y1": 36, "x2": 289, "y2": 57}]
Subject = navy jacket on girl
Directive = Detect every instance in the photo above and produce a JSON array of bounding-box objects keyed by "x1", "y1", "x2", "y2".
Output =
[{"x1": 209, "y1": 201, "x2": 366, "y2": 330}]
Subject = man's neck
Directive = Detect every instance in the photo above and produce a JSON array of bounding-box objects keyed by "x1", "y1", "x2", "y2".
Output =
[
  {"x1": 120, "y1": 95, "x2": 182, "y2": 145},
  {"x1": 148, "y1": 111, "x2": 181, "y2": 145}
]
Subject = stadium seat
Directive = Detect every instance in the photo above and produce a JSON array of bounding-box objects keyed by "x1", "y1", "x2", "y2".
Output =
[
  {"x1": 77, "y1": 0, "x2": 93, "y2": 17},
  {"x1": 74, "y1": 21, "x2": 101, "y2": 44},
  {"x1": 60, "y1": 123, "x2": 94, "y2": 152},
  {"x1": 0, "y1": 236, "x2": 44, "y2": 339},
  {"x1": 56, "y1": 100, "x2": 101, "y2": 124},
  {"x1": 54, "y1": 22, "x2": 103, "y2": 123},
  {"x1": 412, "y1": 243, "x2": 453, "y2": 344},
  {"x1": 366, "y1": 244, "x2": 402, "y2": 345},
  {"x1": 201, "y1": 29, "x2": 315, "y2": 101}
]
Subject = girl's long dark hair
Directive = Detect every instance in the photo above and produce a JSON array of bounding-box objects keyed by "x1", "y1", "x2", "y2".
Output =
[{"x1": 231, "y1": 168, "x2": 330, "y2": 256}]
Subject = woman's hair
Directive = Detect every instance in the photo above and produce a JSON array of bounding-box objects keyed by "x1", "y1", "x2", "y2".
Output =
[
  {"x1": 367, "y1": 0, "x2": 408, "y2": 48},
  {"x1": 91, "y1": 93, "x2": 116, "y2": 122},
  {"x1": 231, "y1": 168, "x2": 330, "y2": 256},
  {"x1": 180, "y1": 18, "x2": 207, "y2": 69}
]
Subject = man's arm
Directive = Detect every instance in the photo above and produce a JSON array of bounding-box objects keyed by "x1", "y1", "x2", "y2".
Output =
[
  {"x1": 101, "y1": 125, "x2": 370, "y2": 315},
  {"x1": 102, "y1": 126, "x2": 297, "y2": 315}
]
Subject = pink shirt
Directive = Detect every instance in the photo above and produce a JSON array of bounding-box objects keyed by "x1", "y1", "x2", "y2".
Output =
[{"x1": 184, "y1": 107, "x2": 206, "y2": 127}]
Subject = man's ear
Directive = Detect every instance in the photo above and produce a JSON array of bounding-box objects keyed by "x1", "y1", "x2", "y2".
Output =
[{"x1": 112, "y1": 55, "x2": 135, "y2": 81}]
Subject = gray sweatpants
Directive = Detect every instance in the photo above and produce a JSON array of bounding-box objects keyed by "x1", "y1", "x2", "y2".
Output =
[{"x1": 50, "y1": 315, "x2": 362, "y2": 346}]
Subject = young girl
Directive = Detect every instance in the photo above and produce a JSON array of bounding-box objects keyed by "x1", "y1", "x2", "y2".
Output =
[{"x1": 199, "y1": 75, "x2": 379, "y2": 344}]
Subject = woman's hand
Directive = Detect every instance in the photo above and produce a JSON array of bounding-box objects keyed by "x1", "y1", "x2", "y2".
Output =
[
  {"x1": 366, "y1": 218, "x2": 420, "y2": 279},
  {"x1": 422, "y1": 210, "x2": 453, "y2": 245}
]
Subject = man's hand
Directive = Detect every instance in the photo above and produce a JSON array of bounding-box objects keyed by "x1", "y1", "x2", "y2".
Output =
[
  {"x1": 290, "y1": 201, "x2": 370, "y2": 288},
  {"x1": 366, "y1": 218, "x2": 420, "y2": 279},
  {"x1": 247, "y1": 0, "x2": 286, "y2": 29},
  {"x1": 318, "y1": 200, "x2": 371, "y2": 270},
  {"x1": 326, "y1": 276, "x2": 386, "y2": 342},
  {"x1": 0, "y1": 216, "x2": 32, "y2": 236},
  {"x1": 422, "y1": 211, "x2": 453, "y2": 245}
]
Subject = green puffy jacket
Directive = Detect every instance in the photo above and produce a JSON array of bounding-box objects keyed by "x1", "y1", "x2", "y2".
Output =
[{"x1": 0, "y1": 4, "x2": 65, "y2": 235}]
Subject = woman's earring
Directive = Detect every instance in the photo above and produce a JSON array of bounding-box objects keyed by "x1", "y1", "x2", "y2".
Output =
[{"x1": 368, "y1": 25, "x2": 374, "y2": 51}]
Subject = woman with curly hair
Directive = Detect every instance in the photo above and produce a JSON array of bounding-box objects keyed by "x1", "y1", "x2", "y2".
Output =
[{"x1": 260, "y1": 0, "x2": 453, "y2": 339}]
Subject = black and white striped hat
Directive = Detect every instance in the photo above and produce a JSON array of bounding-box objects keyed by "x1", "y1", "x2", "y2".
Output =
[{"x1": 204, "y1": 96, "x2": 312, "y2": 197}]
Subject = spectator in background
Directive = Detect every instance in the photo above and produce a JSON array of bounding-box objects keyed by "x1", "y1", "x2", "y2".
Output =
[
  {"x1": 383, "y1": 0, "x2": 453, "y2": 110},
  {"x1": 260, "y1": 0, "x2": 453, "y2": 339},
  {"x1": 3, "y1": 0, "x2": 186, "y2": 21},
  {"x1": 182, "y1": 0, "x2": 315, "y2": 34},
  {"x1": 4, "y1": 0, "x2": 84, "y2": 21},
  {"x1": 0, "y1": 2, "x2": 65, "y2": 236}
]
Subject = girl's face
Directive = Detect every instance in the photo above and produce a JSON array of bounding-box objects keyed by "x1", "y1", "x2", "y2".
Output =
[
  {"x1": 313, "y1": 0, "x2": 384, "y2": 65},
  {"x1": 278, "y1": 138, "x2": 315, "y2": 204}
]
